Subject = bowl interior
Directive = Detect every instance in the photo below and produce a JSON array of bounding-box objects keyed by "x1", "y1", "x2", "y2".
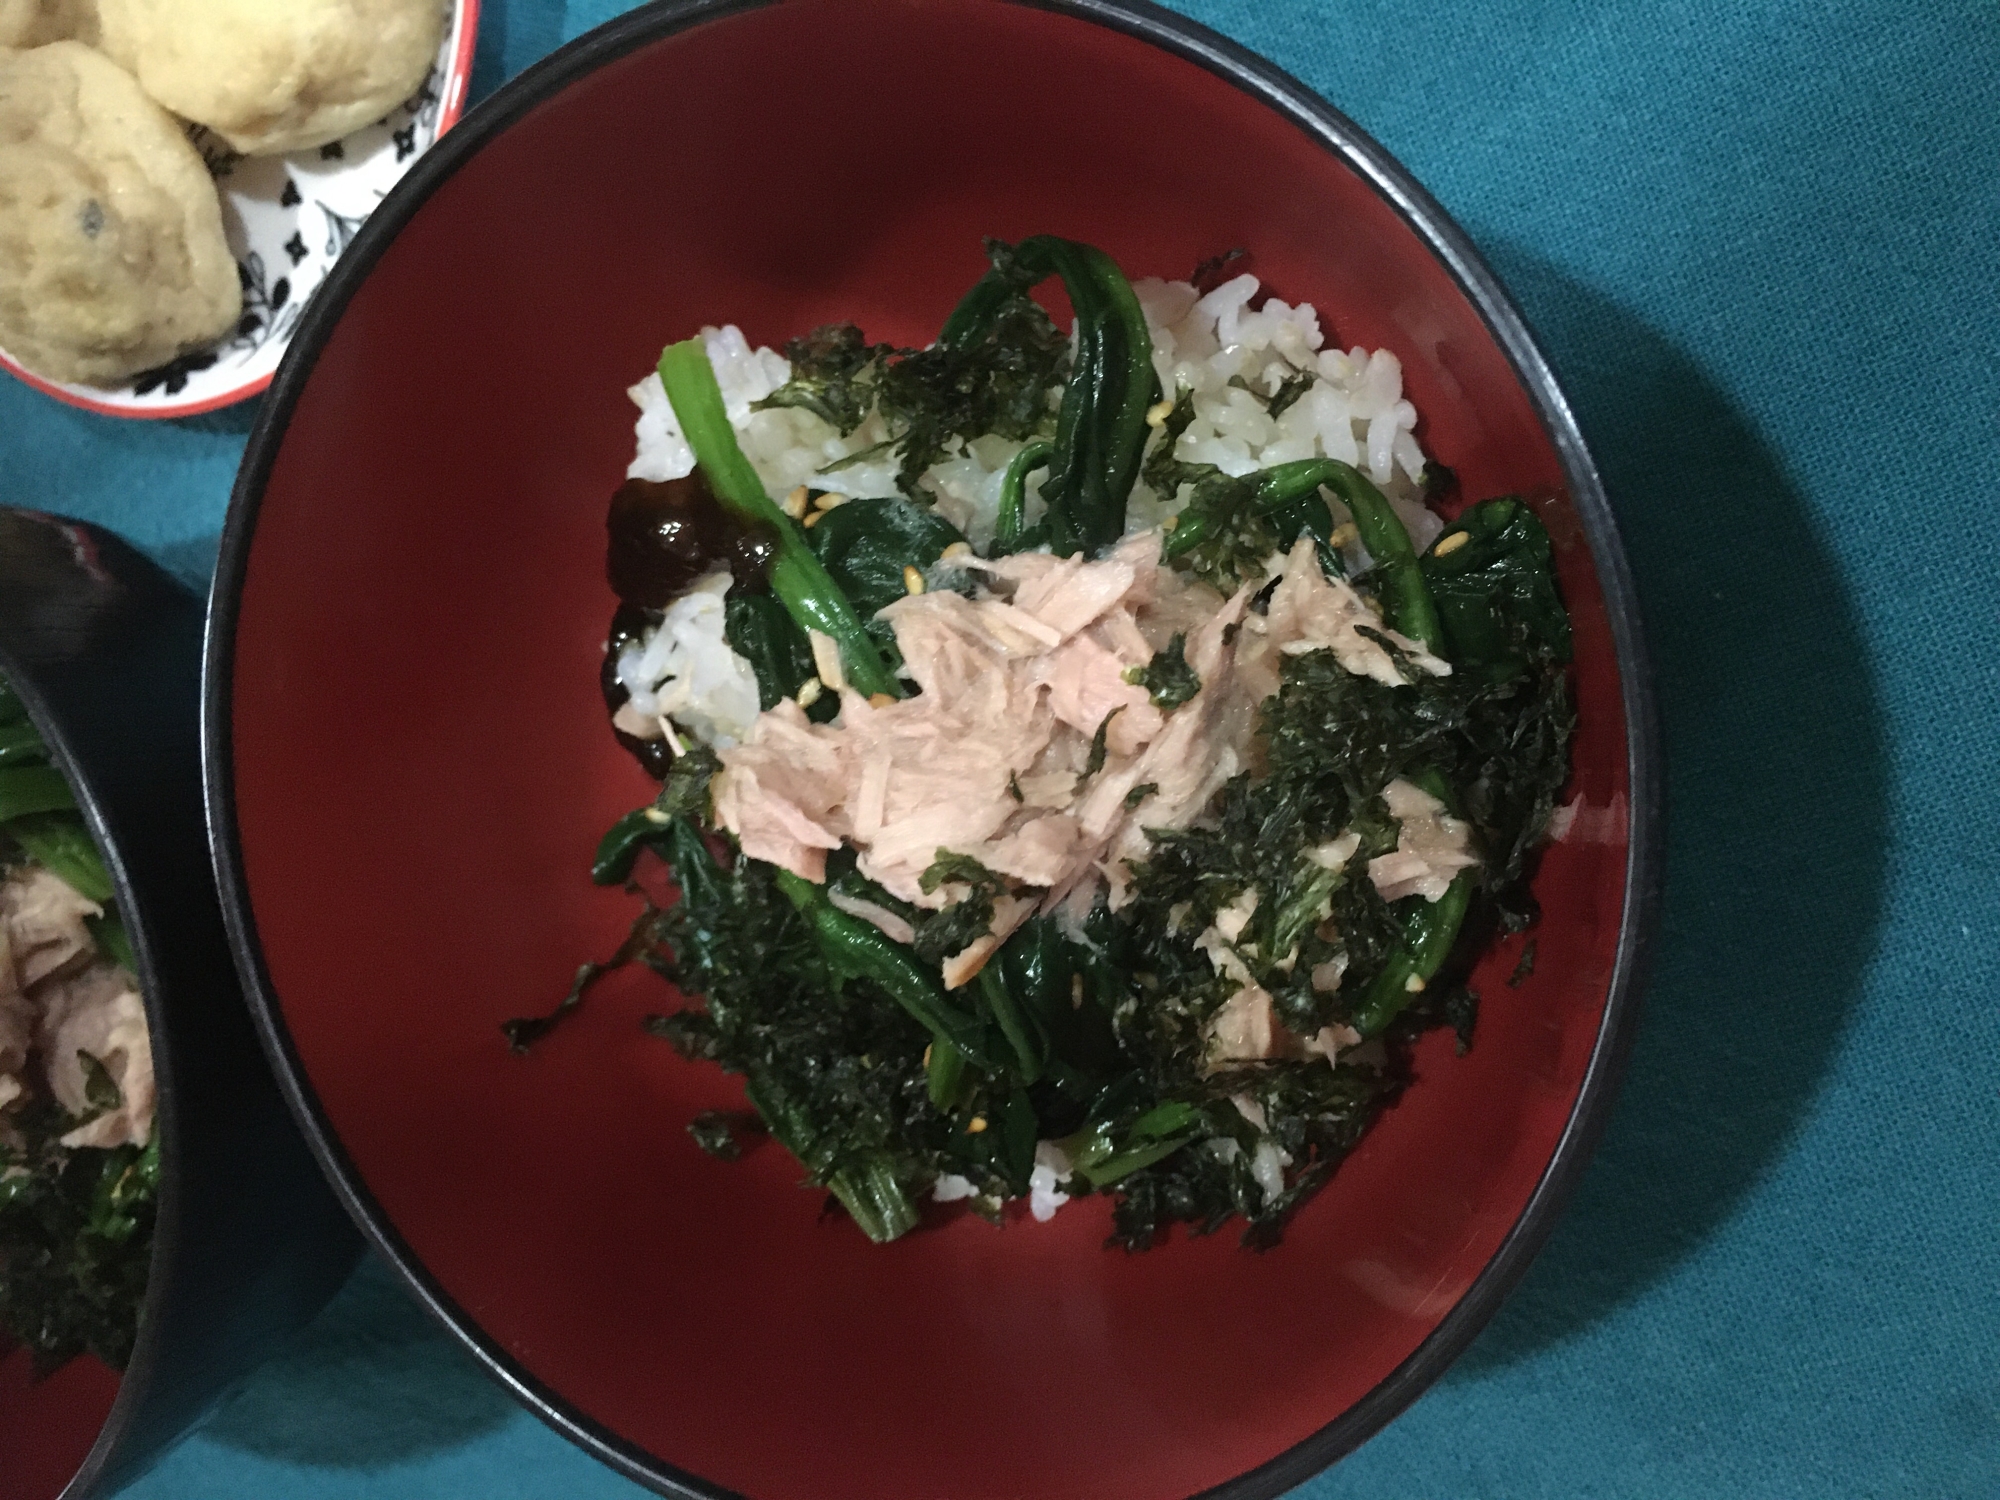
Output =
[
  {"x1": 0, "y1": 1344, "x2": 120, "y2": 1500},
  {"x1": 220, "y1": 3, "x2": 1634, "y2": 1497}
]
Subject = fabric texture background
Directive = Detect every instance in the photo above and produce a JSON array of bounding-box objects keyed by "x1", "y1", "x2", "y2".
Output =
[{"x1": 2, "y1": 2, "x2": 1994, "y2": 1496}]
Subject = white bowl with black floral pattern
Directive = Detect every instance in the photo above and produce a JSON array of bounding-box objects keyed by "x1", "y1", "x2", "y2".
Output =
[{"x1": 0, "y1": 1, "x2": 480, "y2": 419}]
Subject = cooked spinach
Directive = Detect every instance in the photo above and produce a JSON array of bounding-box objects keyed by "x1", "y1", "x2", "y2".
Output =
[
  {"x1": 724, "y1": 593, "x2": 820, "y2": 712},
  {"x1": 659, "y1": 340, "x2": 903, "y2": 699},
  {"x1": 0, "y1": 701, "x2": 157, "y2": 1371},
  {"x1": 1146, "y1": 390, "x2": 1345, "y2": 592},
  {"x1": 0, "y1": 1099, "x2": 158, "y2": 1372},
  {"x1": 574, "y1": 236, "x2": 1576, "y2": 1252},
  {"x1": 754, "y1": 323, "x2": 892, "y2": 435},
  {"x1": 911, "y1": 850, "x2": 1007, "y2": 969},
  {"x1": 878, "y1": 276, "x2": 1070, "y2": 498},
  {"x1": 941, "y1": 237, "x2": 1157, "y2": 555},
  {"x1": 1124, "y1": 633, "x2": 1201, "y2": 709},
  {"x1": 756, "y1": 244, "x2": 1071, "y2": 503},
  {"x1": 806, "y1": 496, "x2": 967, "y2": 618}
]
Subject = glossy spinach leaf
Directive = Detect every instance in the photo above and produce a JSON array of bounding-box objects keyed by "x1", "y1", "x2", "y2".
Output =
[{"x1": 805, "y1": 497, "x2": 967, "y2": 619}]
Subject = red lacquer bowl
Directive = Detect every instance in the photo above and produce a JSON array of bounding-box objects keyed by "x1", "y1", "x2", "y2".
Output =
[{"x1": 206, "y1": 3, "x2": 1661, "y2": 1497}]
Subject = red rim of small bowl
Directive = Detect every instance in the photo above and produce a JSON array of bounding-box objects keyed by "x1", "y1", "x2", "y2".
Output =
[
  {"x1": 204, "y1": 2, "x2": 1664, "y2": 1495},
  {"x1": 0, "y1": 0, "x2": 483, "y2": 422}
]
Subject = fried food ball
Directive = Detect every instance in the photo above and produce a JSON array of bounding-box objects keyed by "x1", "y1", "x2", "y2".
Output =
[
  {"x1": 0, "y1": 42, "x2": 239, "y2": 386},
  {"x1": 97, "y1": 0, "x2": 446, "y2": 157},
  {"x1": 0, "y1": 0, "x2": 97, "y2": 48}
]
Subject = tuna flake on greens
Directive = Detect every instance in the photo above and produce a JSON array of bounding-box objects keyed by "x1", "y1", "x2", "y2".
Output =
[{"x1": 710, "y1": 531, "x2": 1454, "y2": 990}]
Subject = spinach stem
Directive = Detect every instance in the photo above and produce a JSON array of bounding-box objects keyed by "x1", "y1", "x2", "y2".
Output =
[
  {"x1": 657, "y1": 340, "x2": 901, "y2": 698},
  {"x1": 978, "y1": 965, "x2": 1044, "y2": 1083},
  {"x1": 941, "y1": 238, "x2": 1156, "y2": 556},
  {"x1": 994, "y1": 440, "x2": 1053, "y2": 551},
  {"x1": 773, "y1": 868, "x2": 994, "y2": 1067},
  {"x1": 1349, "y1": 769, "x2": 1476, "y2": 1035}
]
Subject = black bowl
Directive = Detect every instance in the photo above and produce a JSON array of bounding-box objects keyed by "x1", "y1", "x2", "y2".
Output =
[{"x1": 0, "y1": 508, "x2": 362, "y2": 1499}]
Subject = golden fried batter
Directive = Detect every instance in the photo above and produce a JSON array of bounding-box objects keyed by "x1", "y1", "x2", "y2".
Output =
[
  {"x1": 0, "y1": 42, "x2": 239, "y2": 386},
  {"x1": 0, "y1": 0, "x2": 98, "y2": 48},
  {"x1": 98, "y1": 0, "x2": 446, "y2": 157}
]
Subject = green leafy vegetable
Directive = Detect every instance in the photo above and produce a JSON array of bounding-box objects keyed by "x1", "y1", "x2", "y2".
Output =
[
  {"x1": 687, "y1": 1109, "x2": 763, "y2": 1161},
  {"x1": 878, "y1": 272, "x2": 1070, "y2": 497},
  {"x1": 806, "y1": 496, "x2": 967, "y2": 618},
  {"x1": 1147, "y1": 394, "x2": 1344, "y2": 591},
  {"x1": 756, "y1": 267, "x2": 1069, "y2": 504},
  {"x1": 0, "y1": 719, "x2": 50, "y2": 768},
  {"x1": 501, "y1": 904, "x2": 665, "y2": 1052},
  {"x1": 753, "y1": 323, "x2": 892, "y2": 434},
  {"x1": 1082, "y1": 707, "x2": 1122, "y2": 780},
  {"x1": 0, "y1": 1095, "x2": 159, "y2": 1373},
  {"x1": 0, "y1": 764, "x2": 77, "y2": 822},
  {"x1": 1123, "y1": 633, "x2": 1201, "y2": 709},
  {"x1": 590, "y1": 746, "x2": 720, "y2": 886},
  {"x1": 1421, "y1": 498, "x2": 1573, "y2": 672},
  {"x1": 575, "y1": 237, "x2": 1577, "y2": 1253},
  {"x1": 0, "y1": 688, "x2": 157, "y2": 1370},
  {"x1": 942, "y1": 237, "x2": 1157, "y2": 555},
  {"x1": 1508, "y1": 937, "x2": 1538, "y2": 987},
  {"x1": 995, "y1": 439, "x2": 1054, "y2": 550},
  {"x1": 658, "y1": 339, "x2": 901, "y2": 699},
  {"x1": 1229, "y1": 360, "x2": 1315, "y2": 420},
  {"x1": 7, "y1": 813, "x2": 114, "y2": 903},
  {"x1": 724, "y1": 592, "x2": 821, "y2": 712}
]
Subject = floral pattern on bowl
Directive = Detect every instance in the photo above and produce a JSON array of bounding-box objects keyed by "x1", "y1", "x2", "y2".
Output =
[{"x1": 0, "y1": 0, "x2": 480, "y2": 419}]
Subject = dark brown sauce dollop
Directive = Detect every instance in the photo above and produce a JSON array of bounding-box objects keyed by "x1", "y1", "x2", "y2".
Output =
[{"x1": 606, "y1": 474, "x2": 778, "y2": 608}]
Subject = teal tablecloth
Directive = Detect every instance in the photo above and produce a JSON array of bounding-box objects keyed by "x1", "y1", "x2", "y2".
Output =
[{"x1": 5, "y1": 3, "x2": 1995, "y2": 1496}]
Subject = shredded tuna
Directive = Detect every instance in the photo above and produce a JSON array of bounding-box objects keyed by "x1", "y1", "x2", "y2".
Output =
[
  {"x1": 1310, "y1": 954, "x2": 1350, "y2": 992},
  {"x1": 1259, "y1": 536, "x2": 1450, "y2": 684},
  {"x1": 0, "y1": 930, "x2": 28, "y2": 1114},
  {"x1": 1207, "y1": 983, "x2": 1283, "y2": 1064},
  {"x1": 712, "y1": 527, "x2": 1456, "y2": 986},
  {"x1": 1, "y1": 867, "x2": 101, "y2": 988},
  {"x1": 1212, "y1": 887, "x2": 1259, "y2": 942},
  {"x1": 1367, "y1": 777, "x2": 1480, "y2": 902},
  {"x1": 825, "y1": 888, "x2": 917, "y2": 946},
  {"x1": 35, "y1": 962, "x2": 154, "y2": 1150},
  {"x1": 1309, "y1": 832, "x2": 1362, "y2": 870}
]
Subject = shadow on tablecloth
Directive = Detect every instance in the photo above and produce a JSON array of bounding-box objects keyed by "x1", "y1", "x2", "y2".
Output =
[
  {"x1": 196, "y1": 1254, "x2": 511, "y2": 1465},
  {"x1": 1453, "y1": 246, "x2": 1889, "y2": 1369}
]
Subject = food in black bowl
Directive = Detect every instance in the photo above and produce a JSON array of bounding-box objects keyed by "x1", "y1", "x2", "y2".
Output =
[{"x1": 0, "y1": 508, "x2": 362, "y2": 1500}]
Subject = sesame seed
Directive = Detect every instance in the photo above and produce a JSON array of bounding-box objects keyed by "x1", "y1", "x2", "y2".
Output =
[
  {"x1": 642, "y1": 807, "x2": 673, "y2": 825},
  {"x1": 1162, "y1": 514, "x2": 1179, "y2": 531},
  {"x1": 814, "y1": 491, "x2": 849, "y2": 511},
  {"x1": 967, "y1": 1116, "x2": 988, "y2": 1134},
  {"x1": 1433, "y1": 531, "x2": 1470, "y2": 557},
  {"x1": 795, "y1": 677, "x2": 823, "y2": 709},
  {"x1": 782, "y1": 485, "x2": 809, "y2": 520},
  {"x1": 869, "y1": 692, "x2": 895, "y2": 708},
  {"x1": 1404, "y1": 974, "x2": 1426, "y2": 993},
  {"x1": 923, "y1": 1044, "x2": 932, "y2": 1067},
  {"x1": 1328, "y1": 523, "x2": 1358, "y2": 547},
  {"x1": 903, "y1": 565, "x2": 926, "y2": 595},
  {"x1": 803, "y1": 509, "x2": 823, "y2": 528},
  {"x1": 1145, "y1": 398, "x2": 1176, "y2": 428}
]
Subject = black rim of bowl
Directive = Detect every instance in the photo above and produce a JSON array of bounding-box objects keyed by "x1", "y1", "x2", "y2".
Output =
[{"x1": 206, "y1": 3, "x2": 1664, "y2": 1496}]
